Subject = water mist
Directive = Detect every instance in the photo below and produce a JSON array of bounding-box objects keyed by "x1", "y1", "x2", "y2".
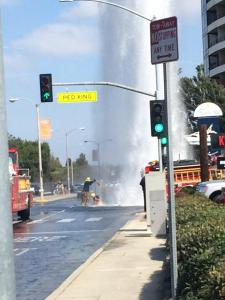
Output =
[{"x1": 93, "y1": 0, "x2": 188, "y2": 205}]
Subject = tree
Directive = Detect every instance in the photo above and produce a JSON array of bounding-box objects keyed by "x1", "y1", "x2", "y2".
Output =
[
  {"x1": 73, "y1": 153, "x2": 90, "y2": 183},
  {"x1": 8, "y1": 135, "x2": 53, "y2": 182},
  {"x1": 75, "y1": 153, "x2": 88, "y2": 167},
  {"x1": 180, "y1": 65, "x2": 225, "y2": 132},
  {"x1": 49, "y1": 156, "x2": 66, "y2": 182}
]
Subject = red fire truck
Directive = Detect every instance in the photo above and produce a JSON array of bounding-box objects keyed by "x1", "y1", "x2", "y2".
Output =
[{"x1": 9, "y1": 148, "x2": 33, "y2": 220}]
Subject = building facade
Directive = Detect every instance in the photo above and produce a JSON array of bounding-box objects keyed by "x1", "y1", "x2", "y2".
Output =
[{"x1": 202, "y1": 0, "x2": 225, "y2": 85}]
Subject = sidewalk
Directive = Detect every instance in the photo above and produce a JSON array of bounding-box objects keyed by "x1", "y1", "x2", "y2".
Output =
[
  {"x1": 33, "y1": 193, "x2": 76, "y2": 203},
  {"x1": 46, "y1": 212, "x2": 167, "y2": 300}
]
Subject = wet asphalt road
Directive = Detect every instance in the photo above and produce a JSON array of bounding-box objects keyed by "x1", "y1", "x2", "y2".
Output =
[{"x1": 13, "y1": 197, "x2": 142, "y2": 300}]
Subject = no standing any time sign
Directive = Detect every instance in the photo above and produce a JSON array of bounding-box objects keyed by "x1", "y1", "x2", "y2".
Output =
[{"x1": 150, "y1": 16, "x2": 178, "y2": 65}]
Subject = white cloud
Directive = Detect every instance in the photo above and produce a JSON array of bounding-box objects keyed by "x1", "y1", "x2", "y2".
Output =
[
  {"x1": 4, "y1": 52, "x2": 30, "y2": 73},
  {"x1": 1, "y1": 0, "x2": 19, "y2": 5},
  {"x1": 60, "y1": 2, "x2": 99, "y2": 20},
  {"x1": 12, "y1": 23, "x2": 99, "y2": 57},
  {"x1": 173, "y1": 0, "x2": 201, "y2": 19}
]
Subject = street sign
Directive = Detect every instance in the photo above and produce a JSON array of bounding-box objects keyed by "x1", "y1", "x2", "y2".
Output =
[
  {"x1": 217, "y1": 157, "x2": 225, "y2": 169},
  {"x1": 57, "y1": 91, "x2": 97, "y2": 103},
  {"x1": 150, "y1": 16, "x2": 178, "y2": 64}
]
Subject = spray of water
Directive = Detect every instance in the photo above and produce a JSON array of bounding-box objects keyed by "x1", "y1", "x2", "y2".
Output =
[{"x1": 94, "y1": 0, "x2": 188, "y2": 206}]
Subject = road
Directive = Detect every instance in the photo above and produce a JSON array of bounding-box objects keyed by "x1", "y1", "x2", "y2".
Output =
[{"x1": 13, "y1": 197, "x2": 142, "y2": 300}]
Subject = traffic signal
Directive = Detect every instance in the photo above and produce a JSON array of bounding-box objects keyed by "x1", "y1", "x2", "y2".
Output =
[
  {"x1": 150, "y1": 100, "x2": 167, "y2": 138},
  {"x1": 39, "y1": 74, "x2": 53, "y2": 102},
  {"x1": 161, "y1": 137, "x2": 168, "y2": 146}
]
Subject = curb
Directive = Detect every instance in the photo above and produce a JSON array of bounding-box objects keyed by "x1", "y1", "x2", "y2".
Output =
[
  {"x1": 45, "y1": 214, "x2": 142, "y2": 300},
  {"x1": 33, "y1": 194, "x2": 75, "y2": 203}
]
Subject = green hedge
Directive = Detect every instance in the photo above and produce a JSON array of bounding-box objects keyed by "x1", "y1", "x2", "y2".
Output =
[{"x1": 176, "y1": 194, "x2": 225, "y2": 299}]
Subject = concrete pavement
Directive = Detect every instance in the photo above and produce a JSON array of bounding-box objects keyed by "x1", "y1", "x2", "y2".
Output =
[{"x1": 45, "y1": 212, "x2": 167, "y2": 300}]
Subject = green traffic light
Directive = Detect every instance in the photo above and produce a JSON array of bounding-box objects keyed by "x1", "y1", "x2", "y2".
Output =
[
  {"x1": 43, "y1": 92, "x2": 50, "y2": 100},
  {"x1": 161, "y1": 137, "x2": 167, "y2": 145},
  {"x1": 40, "y1": 74, "x2": 53, "y2": 103},
  {"x1": 154, "y1": 123, "x2": 164, "y2": 133}
]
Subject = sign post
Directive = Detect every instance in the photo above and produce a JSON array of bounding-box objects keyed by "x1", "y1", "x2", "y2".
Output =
[{"x1": 150, "y1": 16, "x2": 178, "y2": 300}]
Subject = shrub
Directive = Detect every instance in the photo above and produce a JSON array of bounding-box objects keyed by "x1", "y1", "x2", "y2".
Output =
[{"x1": 176, "y1": 194, "x2": 225, "y2": 299}]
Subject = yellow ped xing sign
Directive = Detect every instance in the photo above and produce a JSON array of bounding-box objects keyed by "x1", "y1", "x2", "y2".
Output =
[{"x1": 57, "y1": 91, "x2": 97, "y2": 103}]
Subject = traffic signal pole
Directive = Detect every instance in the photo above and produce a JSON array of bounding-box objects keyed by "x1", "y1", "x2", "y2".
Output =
[
  {"x1": 0, "y1": 12, "x2": 16, "y2": 300},
  {"x1": 155, "y1": 65, "x2": 163, "y2": 172},
  {"x1": 164, "y1": 63, "x2": 177, "y2": 299},
  {"x1": 53, "y1": 81, "x2": 156, "y2": 98}
]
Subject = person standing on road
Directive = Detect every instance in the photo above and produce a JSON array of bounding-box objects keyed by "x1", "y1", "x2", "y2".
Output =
[
  {"x1": 82, "y1": 177, "x2": 96, "y2": 206},
  {"x1": 140, "y1": 175, "x2": 146, "y2": 212}
]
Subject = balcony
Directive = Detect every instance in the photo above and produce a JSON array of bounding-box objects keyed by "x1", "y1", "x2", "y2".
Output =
[
  {"x1": 209, "y1": 63, "x2": 225, "y2": 77},
  {"x1": 208, "y1": 16, "x2": 225, "y2": 33},
  {"x1": 208, "y1": 36, "x2": 225, "y2": 51},
  {"x1": 207, "y1": 0, "x2": 225, "y2": 10}
]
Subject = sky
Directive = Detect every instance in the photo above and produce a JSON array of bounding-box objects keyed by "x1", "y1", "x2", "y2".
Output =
[{"x1": 1, "y1": 0, "x2": 202, "y2": 165}]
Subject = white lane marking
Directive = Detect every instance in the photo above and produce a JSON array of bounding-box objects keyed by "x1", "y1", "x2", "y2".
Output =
[
  {"x1": 85, "y1": 217, "x2": 102, "y2": 222},
  {"x1": 13, "y1": 220, "x2": 22, "y2": 225},
  {"x1": 14, "y1": 248, "x2": 37, "y2": 256},
  {"x1": 57, "y1": 218, "x2": 76, "y2": 223},
  {"x1": 14, "y1": 236, "x2": 67, "y2": 243},
  {"x1": 14, "y1": 229, "x2": 105, "y2": 235},
  {"x1": 27, "y1": 209, "x2": 65, "y2": 224},
  {"x1": 27, "y1": 219, "x2": 46, "y2": 224}
]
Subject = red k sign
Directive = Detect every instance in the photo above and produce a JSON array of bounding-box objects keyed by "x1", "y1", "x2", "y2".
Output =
[
  {"x1": 219, "y1": 135, "x2": 225, "y2": 146},
  {"x1": 211, "y1": 134, "x2": 225, "y2": 147}
]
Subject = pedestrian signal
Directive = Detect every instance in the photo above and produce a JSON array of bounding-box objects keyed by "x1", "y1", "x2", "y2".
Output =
[
  {"x1": 39, "y1": 74, "x2": 53, "y2": 103},
  {"x1": 150, "y1": 100, "x2": 167, "y2": 138}
]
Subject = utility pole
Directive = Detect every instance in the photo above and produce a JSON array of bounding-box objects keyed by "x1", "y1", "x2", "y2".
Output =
[
  {"x1": 66, "y1": 132, "x2": 71, "y2": 193},
  {"x1": 0, "y1": 11, "x2": 16, "y2": 300}
]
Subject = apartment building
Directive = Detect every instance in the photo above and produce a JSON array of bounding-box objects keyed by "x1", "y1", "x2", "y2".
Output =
[{"x1": 202, "y1": 0, "x2": 225, "y2": 85}]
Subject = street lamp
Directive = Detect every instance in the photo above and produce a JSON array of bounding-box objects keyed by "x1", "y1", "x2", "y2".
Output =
[
  {"x1": 84, "y1": 139, "x2": 112, "y2": 179},
  {"x1": 59, "y1": 0, "x2": 153, "y2": 22},
  {"x1": 9, "y1": 97, "x2": 45, "y2": 201},
  {"x1": 65, "y1": 127, "x2": 85, "y2": 193}
]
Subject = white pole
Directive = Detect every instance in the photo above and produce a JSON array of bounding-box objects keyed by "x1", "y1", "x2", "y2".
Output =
[
  {"x1": 0, "y1": 11, "x2": 16, "y2": 300},
  {"x1": 71, "y1": 159, "x2": 74, "y2": 186},
  {"x1": 155, "y1": 64, "x2": 163, "y2": 172},
  {"x1": 66, "y1": 133, "x2": 70, "y2": 193},
  {"x1": 97, "y1": 143, "x2": 100, "y2": 179},
  {"x1": 36, "y1": 105, "x2": 44, "y2": 200}
]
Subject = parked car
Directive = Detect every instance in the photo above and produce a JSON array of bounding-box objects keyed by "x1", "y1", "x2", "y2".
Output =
[
  {"x1": 72, "y1": 183, "x2": 84, "y2": 198},
  {"x1": 30, "y1": 184, "x2": 40, "y2": 196},
  {"x1": 196, "y1": 180, "x2": 225, "y2": 201}
]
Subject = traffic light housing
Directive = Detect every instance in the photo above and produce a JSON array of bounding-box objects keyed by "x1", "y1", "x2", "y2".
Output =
[
  {"x1": 150, "y1": 100, "x2": 167, "y2": 138},
  {"x1": 39, "y1": 74, "x2": 53, "y2": 102}
]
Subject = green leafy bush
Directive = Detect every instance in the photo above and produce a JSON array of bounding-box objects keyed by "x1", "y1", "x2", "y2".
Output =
[{"x1": 176, "y1": 194, "x2": 225, "y2": 299}]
